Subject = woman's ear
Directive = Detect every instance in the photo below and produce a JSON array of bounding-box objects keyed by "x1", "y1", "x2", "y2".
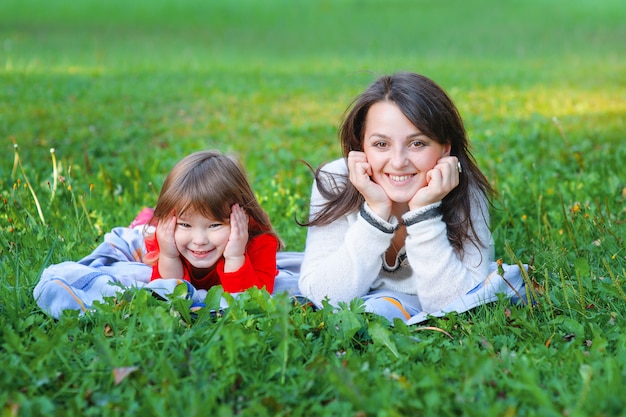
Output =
[{"x1": 443, "y1": 143, "x2": 452, "y2": 156}]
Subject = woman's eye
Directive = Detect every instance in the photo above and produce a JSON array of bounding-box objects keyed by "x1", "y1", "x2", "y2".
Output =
[
  {"x1": 410, "y1": 141, "x2": 425, "y2": 148},
  {"x1": 374, "y1": 141, "x2": 388, "y2": 148}
]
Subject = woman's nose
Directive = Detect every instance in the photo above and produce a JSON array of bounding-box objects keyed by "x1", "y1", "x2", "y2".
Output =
[{"x1": 390, "y1": 148, "x2": 408, "y2": 168}]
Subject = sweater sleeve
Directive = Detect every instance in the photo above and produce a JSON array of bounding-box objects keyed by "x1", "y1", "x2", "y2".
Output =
[
  {"x1": 403, "y1": 190, "x2": 492, "y2": 312},
  {"x1": 298, "y1": 159, "x2": 395, "y2": 305},
  {"x1": 217, "y1": 233, "x2": 279, "y2": 294}
]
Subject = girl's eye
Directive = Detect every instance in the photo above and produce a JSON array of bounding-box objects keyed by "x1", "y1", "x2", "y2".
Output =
[
  {"x1": 208, "y1": 223, "x2": 224, "y2": 229},
  {"x1": 410, "y1": 140, "x2": 425, "y2": 148},
  {"x1": 177, "y1": 222, "x2": 191, "y2": 228}
]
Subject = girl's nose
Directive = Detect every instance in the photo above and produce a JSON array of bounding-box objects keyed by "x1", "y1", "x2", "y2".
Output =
[{"x1": 192, "y1": 229, "x2": 209, "y2": 245}]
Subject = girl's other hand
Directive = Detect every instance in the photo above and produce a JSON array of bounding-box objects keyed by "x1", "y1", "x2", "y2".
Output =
[
  {"x1": 223, "y1": 204, "x2": 249, "y2": 260},
  {"x1": 409, "y1": 156, "x2": 460, "y2": 210},
  {"x1": 348, "y1": 151, "x2": 392, "y2": 219},
  {"x1": 156, "y1": 212, "x2": 180, "y2": 259}
]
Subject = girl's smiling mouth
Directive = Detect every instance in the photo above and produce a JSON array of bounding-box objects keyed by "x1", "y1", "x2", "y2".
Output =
[{"x1": 189, "y1": 249, "x2": 214, "y2": 257}]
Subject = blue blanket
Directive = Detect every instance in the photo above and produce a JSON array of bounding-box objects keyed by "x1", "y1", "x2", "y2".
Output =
[{"x1": 33, "y1": 227, "x2": 526, "y2": 324}]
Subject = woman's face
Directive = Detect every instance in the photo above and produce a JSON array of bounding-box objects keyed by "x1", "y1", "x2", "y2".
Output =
[{"x1": 362, "y1": 101, "x2": 450, "y2": 205}]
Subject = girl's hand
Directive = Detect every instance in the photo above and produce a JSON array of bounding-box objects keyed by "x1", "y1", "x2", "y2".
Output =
[
  {"x1": 348, "y1": 151, "x2": 392, "y2": 219},
  {"x1": 409, "y1": 156, "x2": 460, "y2": 210},
  {"x1": 223, "y1": 204, "x2": 249, "y2": 262},
  {"x1": 156, "y1": 213, "x2": 180, "y2": 260}
]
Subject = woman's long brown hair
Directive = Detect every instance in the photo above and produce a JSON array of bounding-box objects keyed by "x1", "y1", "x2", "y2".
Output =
[{"x1": 303, "y1": 72, "x2": 493, "y2": 255}]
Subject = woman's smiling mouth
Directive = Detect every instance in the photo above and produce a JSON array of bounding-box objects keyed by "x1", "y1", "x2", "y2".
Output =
[{"x1": 388, "y1": 174, "x2": 415, "y2": 183}]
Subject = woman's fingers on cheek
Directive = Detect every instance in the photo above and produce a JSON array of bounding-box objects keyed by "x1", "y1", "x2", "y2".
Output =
[
  {"x1": 435, "y1": 161, "x2": 454, "y2": 181},
  {"x1": 426, "y1": 168, "x2": 436, "y2": 185},
  {"x1": 352, "y1": 161, "x2": 366, "y2": 177},
  {"x1": 361, "y1": 161, "x2": 372, "y2": 174},
  {"x1": 352, "y1": 161, "x2": 368, "y2": 178},
  {"x1": 445, "y1": 157, "x2": 459, "y2": 175},
  {"x1": 429, "y1": 170, "x2": 441, "y2": 188},
  {"x1": 349, "y1": 150, "x2": 366, "y2": 159},
  {"x1": 438, "y1": 155, "x2": 455, "y2": 165}
]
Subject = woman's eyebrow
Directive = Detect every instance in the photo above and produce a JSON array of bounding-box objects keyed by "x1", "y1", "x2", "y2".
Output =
[{"x1": 366, "y1": 132, "x2": 426, "y2": 140}]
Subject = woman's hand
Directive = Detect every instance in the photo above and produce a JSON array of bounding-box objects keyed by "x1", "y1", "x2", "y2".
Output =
[
  {"x1": 156, "y1": 212, "x2": 180, "y2": 260},
  {"x1": 348, "y1": 151, "x2": 392, "y2": 219},
  {"x1": 223, "y1": 204, "x2": 249, "y2": 271},
  {"x1": 409, "y1": 156, "x2": 460, "y2": 210}
]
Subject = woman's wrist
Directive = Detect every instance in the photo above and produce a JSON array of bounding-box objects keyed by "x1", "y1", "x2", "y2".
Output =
[
  {"x1": 365, "y1": 203, "x2": 392, "y2": 221},
  {"x1": 402, "y1": 202, "x2": 443, "y2": 227},
  {"x1": 359, "y1": 203, "x2": 398, "y2": 233}
]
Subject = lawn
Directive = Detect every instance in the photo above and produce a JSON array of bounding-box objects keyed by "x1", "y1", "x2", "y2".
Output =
[{"x1": 1, "y1": 0, "x2": 625, "y2": 415}]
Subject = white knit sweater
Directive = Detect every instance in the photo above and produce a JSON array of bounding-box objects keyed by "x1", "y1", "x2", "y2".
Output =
[{"x1": 298, "y1": 158, "x2": 494, "y2": 313}]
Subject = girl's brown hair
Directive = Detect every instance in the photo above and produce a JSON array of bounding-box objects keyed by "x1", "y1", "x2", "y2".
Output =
[
  {"x1": 304, "y1": 72, "x2": 493, "y2": 255},
  {"x1": 146, "y1": 150, "x2": 282, "y2": 259}
]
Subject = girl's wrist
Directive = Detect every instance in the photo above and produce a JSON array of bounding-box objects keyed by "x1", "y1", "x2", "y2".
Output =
[
  {"x1": 223, "y1": 255, "x2": 246, "y2": 273},
  {"x1": 160, "y1": 252, "x2": 180, "y2": 260}
]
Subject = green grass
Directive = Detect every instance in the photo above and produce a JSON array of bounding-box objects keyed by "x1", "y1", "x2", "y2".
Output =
[{"x1": 1, "y1": 0, "x2": 625, "y2": 415}]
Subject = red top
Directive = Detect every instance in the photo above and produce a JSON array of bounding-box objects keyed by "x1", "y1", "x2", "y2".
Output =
[{"x1": 145, "y1": 232, "x2": 279, "y2": 293}]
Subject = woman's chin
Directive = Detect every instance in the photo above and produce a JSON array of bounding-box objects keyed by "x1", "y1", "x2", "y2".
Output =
[{"x1": 386, "y1": 191, "x2": 417, "y2": 206}]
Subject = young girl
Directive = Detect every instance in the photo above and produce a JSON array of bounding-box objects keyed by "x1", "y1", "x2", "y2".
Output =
[
  {"x1": 143, "y1": 150, "x2": 281, "y2": 293},
  {"x1": 299, "y1": 72, "x2": 495, "y2": 320}
]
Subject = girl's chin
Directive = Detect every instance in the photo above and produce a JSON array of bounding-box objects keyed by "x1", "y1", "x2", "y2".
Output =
[
  {"x1": 188, "y1": 262, "x2": 218, "y2": 273},
  {"x1": 185, "y1": 254, "x2": 221, "y2": 269}
]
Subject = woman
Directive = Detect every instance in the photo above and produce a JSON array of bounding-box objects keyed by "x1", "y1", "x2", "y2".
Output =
[{"x1": 298, "y1": 72, "x2": 495, "y2": 320}]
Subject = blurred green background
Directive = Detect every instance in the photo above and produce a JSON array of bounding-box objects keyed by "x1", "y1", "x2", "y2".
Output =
[
  {"x1": 1, "y1": 1, "x2": 626, "y2": 415},
  {"x1": 1, "y1": 0, "x2": 624, "y2": 254}
]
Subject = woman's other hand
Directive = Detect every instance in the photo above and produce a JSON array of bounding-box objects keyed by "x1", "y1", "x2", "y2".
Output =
[
  {"x1": 348, "y1": 151, "x2": 392, "y2": 219},
  {"x1": 409, "y1": 156, "x2": 460, "y2": 210}
]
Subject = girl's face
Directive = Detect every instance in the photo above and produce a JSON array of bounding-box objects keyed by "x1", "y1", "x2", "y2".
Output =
[
  {"x1": 174, "y1": 210, "x2": 230, "y2": 271},
  {"x1": 363, "y1": 101, "x2": 450, "y2": 207}
]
